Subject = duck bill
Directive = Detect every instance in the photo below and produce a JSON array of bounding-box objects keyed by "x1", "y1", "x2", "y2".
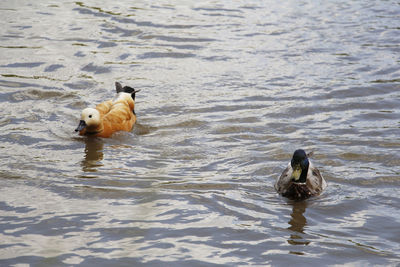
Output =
[
  {"x1": 291, "y1": 166, "x2": 302, "y2": 182},
  {"x1": 75, "y1": 120, "x2": 87, "y2": 132}
]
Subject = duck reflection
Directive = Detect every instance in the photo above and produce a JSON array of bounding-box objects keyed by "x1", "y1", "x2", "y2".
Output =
[
  {"x1": 287, "y1": 201, "x2": 310, "y2": 246},
  {"x1": 81, "y1": 138, "x2": 104, "y2": 173}
]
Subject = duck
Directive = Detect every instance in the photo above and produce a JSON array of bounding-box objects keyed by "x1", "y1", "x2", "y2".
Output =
[
  {"x1": 75, "y1": 82, "x2": 140, "y2": 138},
  {"x1": 274, "y1": 149, "x2": 327, "y2": 200}
]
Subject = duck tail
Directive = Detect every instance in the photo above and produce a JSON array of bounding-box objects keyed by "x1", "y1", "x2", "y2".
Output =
[
  {"x1": 115, "y1": 82, "x2": 124, "y2": 93},
  {"x1": 115, "y1": 82, "x2": 140, "y2": 100}
]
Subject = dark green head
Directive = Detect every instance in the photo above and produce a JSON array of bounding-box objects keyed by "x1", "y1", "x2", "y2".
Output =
[{"x1": 290, "y1": 149, "x2": 309, "y2": 183}]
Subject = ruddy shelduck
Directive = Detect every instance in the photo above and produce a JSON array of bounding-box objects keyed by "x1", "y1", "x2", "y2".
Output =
[
  {"x1": 75, "y1": 82, "x2": 140, "y2": 138},
  {"x1": 275, "y1": 149, "x2": 327, "y2": 200}
]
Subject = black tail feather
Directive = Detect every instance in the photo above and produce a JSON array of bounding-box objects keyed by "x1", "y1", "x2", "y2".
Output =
[
  {"x1": 115, "y1": 82, "x2": 123, "y2": 93},
  {"x1": 115, "y1": 82, "x2": 140, "y2": 100}
]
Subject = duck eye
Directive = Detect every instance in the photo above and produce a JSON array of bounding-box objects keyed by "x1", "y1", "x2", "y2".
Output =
[{"x1": 89, "y1": 115, "x2": 92, "y2": 118}]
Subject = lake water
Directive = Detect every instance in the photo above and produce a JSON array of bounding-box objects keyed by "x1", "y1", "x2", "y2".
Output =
[{"x1": 0, "y1": 0, "x2": 399, "y2": 266}]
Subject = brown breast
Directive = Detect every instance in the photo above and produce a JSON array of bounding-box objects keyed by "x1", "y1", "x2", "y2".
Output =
[{"x1": 282, "y1": 183, "x2": 313, "y2": 200}]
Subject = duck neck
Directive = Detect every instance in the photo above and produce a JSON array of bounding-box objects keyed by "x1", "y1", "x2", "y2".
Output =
[
  {"x1": 298, "y1": 163, "x2": 309, "y2": 183},
  {"x1": 85, "y1": 122, "x2": 104, "y2": 135}
]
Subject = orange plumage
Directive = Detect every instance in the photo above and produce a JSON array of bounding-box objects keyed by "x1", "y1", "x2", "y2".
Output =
[{"x1": 75, "y1": 82, "x2": 139, "y2": 138}]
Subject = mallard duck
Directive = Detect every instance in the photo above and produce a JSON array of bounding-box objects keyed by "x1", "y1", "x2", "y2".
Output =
[
  {"x1": 275, "y1": 149, "x2": 327, "y2": 200},
  {"x1": 75, "y1": 82, "x2": 140, "y2": 138}
]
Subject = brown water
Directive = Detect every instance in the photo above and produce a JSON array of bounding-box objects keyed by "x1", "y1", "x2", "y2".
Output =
[{"x1": 0, "y1": 1, "x2": 399, "y2": 266}]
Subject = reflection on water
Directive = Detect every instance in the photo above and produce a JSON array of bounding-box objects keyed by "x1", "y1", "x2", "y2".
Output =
[
  {"x1": 287, "y1": 201, "x2": 310, "y2": 248},
  {"x1": 0, "y1": 0, "x2": 400, "y2": 266},
  {"x1": 81, "y1": 138, "x2": 104, "y2": 174}
]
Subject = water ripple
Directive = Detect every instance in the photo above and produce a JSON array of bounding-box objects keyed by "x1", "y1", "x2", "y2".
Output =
[{"x1": 0, "y1": 0, "x2": 399, "y2": 266}]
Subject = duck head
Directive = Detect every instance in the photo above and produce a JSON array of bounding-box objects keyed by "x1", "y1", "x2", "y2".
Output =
[
  {"x1": 75, "y1": 108, "x2": 102, "y2": 134},
  {"x1": 290, "y1": 149, "x2": 309, "y2": 183}
]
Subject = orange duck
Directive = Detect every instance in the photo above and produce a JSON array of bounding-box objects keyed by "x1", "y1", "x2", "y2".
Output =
[{"x1": 75, "y1": 82, "x2": 140, "y2": 138}]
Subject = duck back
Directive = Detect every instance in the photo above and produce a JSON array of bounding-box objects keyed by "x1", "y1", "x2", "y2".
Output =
[{"x1": 96, "y1": 93, "x2": 136, "y2": 138}]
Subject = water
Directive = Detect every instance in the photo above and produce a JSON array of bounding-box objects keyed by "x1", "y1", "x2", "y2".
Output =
[{"x1": 0, "y1": 0, "x2": 399, "y2": 266}]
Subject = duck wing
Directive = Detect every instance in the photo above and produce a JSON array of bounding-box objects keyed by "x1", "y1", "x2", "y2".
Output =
[
  {"x1": 100, "y1": 95, "x2": 136, "y2": 137},
  {"x1": 96, "y1": 100, "x2": 113, "y2": 116},
  {"x1": 275, "y1": 163, "x2": 292, "y2": 193},
  {"x1": 306, "y1": 163, "x2": 327, "y2": 195}
]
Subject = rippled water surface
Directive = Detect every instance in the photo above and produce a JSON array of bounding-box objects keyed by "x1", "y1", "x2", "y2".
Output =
[{"x1": 1, "y1": 0, "x2": 399, "y2": 266}]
